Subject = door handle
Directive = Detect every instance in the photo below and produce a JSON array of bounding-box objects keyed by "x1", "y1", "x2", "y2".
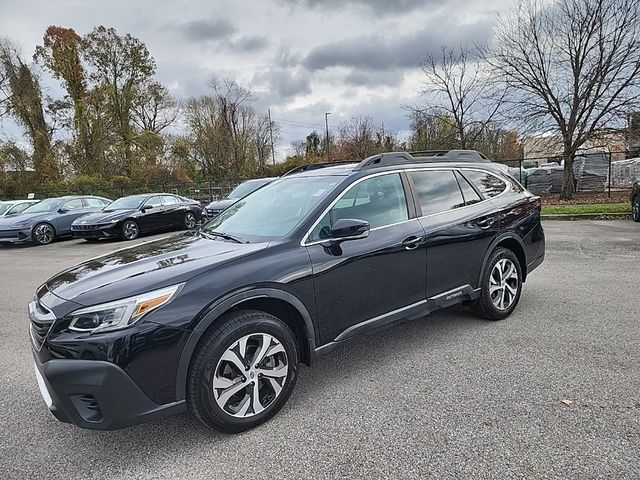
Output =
[
  {"x1": 402, "y1": 235, "x2": 423, "y2": 250},
  {"x1": 477, "y1": 217, "x2": 495, "y2": 230}
]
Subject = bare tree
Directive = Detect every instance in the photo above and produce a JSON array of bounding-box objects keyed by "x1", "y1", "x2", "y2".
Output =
[
  {"x1": 132, "y1": 81, "x2": 178, "y2": 134},
  {"x1": 490, "y1": 0, "x2": 640, "y2": 198},
  {"x1": 336, "y1": 115, "x2": 378, "y2": 160},
  {"x1": 413, "y1": 45, "x2": 505, "y2": 150}
]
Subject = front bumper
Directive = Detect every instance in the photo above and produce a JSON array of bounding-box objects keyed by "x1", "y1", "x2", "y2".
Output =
[
  {"x1": 71, "y1": 225, "x2": 120, "y2": 239},
  {"x1": 0, "y1": 227, "x2": 31, "y2": 244},
  {"x1": 33, "y1": 355, "x2": 186, "y2": 430}
]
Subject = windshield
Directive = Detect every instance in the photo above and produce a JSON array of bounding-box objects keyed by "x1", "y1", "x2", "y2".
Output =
[
  {"x1": 228, "y1": 179, "x2": 272, "y2": 199},
  {"x1": 104, "y1": 195, "x2": 146, "y2": 211},
  {"x1": 203, "y1": 176, "x2": 342, "y2": 241},
  {"x1": 23, "y1": 198, "x2": 60, "y2": 214}
]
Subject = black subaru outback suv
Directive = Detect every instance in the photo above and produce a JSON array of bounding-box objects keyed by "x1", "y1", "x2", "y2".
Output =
[{"x1": 30, "y1": 150, "x2": 545, "y2": 433}]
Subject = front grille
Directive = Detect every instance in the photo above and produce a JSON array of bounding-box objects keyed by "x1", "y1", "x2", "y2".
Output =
[
  {"x1": 207, "y1": 209, "x2": 222, "y2": 217},
  {"x1": 72, "y1": 224, "x2": 100, "y2": 231},
  {"x1": 29, "y1": 300, "x2": 56, "y2": 351}
]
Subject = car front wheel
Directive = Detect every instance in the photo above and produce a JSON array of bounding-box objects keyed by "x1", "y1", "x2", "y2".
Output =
[
  {"x1": 121, "y1": 220, "x2": 140, "y2": 240},
  {"x1": 184, "y1": 212, "x2": 197, "y2": 229},
  {"x1": 473, "y1": 247, "x2": 523, "y2": 320},
  {"x1": 187, "y1": 310, "x2": 299, "y2": 433},
  {"x1": 32, "y1": 223, "x2": 55, "y2": 245}
]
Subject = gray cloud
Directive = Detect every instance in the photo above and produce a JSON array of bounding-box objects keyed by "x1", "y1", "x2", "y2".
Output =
[
  {"x1": 228, "y1": 35, "x2": 269, "y2": 53},
  {"x1": 254, "y1": 66, "x2": 312, "y2": 103},
  {"x1": 343, "y1": 69, "x2": 404, "y2": 88},
  {"x1": 303, "y1": 20, "x2": 491, "y2": 71},
  {"x1": 178, "y1": 18, "x2": 236, "y2": 41},
  {"x1": 280, "y1": 0, "x2": 443, "y2": 14}
]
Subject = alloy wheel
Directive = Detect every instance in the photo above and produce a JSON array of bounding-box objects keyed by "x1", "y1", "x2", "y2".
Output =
[
  {"x1": 34, "y1": 224, "x2": 54, "y2": 244},
  {"x1": 123, "y1": 221, "x2": 139, "y2": 240},
  {"x1": 184, "y1": 213, "x2": 196, "y2": 229},
  {"x1": 212, "y1": 333, "x2": 288, "y2": 418},
  {"x1": 489, "y1": 258, "x2": 519, "y2": 310}
]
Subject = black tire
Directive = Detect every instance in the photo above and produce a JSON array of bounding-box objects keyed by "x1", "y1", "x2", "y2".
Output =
[
  {"x1": 632, "y1": 196, "x2": 640, "y2": 222},
  {"x1": 187, "y1": 310, "x2": 299, "y2": 433},
  {"x1": 121, "y1": 220, "x2": 140, "y2": 240},
  {"x1": 473, "y1": 247, "x2": 523, "y2": 321},
  {"x1": 184, "y1": 211, "x2": 197, "y2": 230},
  {"x1": 32, "y1": 223, "x2": 55, "y2": 245}
]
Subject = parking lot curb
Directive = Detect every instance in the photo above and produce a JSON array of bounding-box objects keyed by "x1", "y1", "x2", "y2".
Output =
[{"x1": 541, "y1": 212, "x2": 631, "y2": 221}]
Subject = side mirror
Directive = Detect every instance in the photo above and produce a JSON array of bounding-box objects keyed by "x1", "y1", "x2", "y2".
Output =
[
  {"x1": 58, "y1": 207, "x2": 69, "y2": 213},
  {"x1": 321, "y1": 218, "x2": 370, "y2": 246},
  {"x1": 141, "y1": 204, "x2": 154, "y2": 211}
]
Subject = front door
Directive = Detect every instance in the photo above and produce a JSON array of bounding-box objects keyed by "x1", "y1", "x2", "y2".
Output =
[
  {"x1": 305, "y1": 172, "x2": 427, "y2": 345},
  {"x1": 138, "y1": 195, "x2": 167, "y2": 231}
]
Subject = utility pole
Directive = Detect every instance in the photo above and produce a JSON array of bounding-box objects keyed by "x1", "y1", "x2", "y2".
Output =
[
  {"x1": 325, "y1": 112, "x2": 331, "y2": 161},
  {"x1": 268, "y1": 108, "x2": 276, "y2": 165}
]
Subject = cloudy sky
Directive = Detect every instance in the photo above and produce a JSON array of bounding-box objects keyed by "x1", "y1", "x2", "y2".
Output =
[{"x1": 0, "y1": 0, "x2": 512, "y2": 157}]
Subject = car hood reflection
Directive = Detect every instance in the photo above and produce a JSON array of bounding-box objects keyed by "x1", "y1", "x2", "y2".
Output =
[{"x1": 44, "y1": 232, "x2": 268, "y2": 306}]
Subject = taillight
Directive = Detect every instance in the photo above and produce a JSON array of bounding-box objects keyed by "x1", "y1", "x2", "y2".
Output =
[{"x1": 529, "y1": 196, "x2": 542, "y2": 211}]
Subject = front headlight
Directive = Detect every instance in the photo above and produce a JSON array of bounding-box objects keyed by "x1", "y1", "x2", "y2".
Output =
[{"x1": 66, "y1": 283, "x2": 184, "y2": 333}]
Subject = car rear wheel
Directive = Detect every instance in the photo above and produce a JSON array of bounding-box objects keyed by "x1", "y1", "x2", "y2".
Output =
[
  {"x1": 184, "y1": 212, "x2": 197, "y2": 229},
  {"x1": 473, "y1": 247, "x2": 522, "y2": 320},
  {"x1": 187, "y1": 310, "x2": 298, "y2": 433},
  {"x1": 32, "y1": 223, "x2": 55, "y2": 245},
  {"x1": 121, "y1": 220, "x2": 139, "y2": 240},
  {"x1": 633, "y1": 196, "x2": 640, "y2": 222}
]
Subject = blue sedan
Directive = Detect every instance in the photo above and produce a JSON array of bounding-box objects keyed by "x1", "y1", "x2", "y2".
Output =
[{"x1": 0, "y1": 196, "x2": 111, "y2": 245}]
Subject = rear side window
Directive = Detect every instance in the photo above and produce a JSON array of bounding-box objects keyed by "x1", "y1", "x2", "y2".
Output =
[
  {"x1": 409, "y1": 170, "x2": 465, "y2": 216},
  {"x1": 461, "y1": 170, "x2": 507, "y2": 198},
  {"x1": 84, "y1": 198, "x2": 105, "y2": 208},
  {"x1": 454, "y1": 171, "x2": 482, "y2": 205},
  {"x1": 63, "y1": 199, "x2": 84, "y2": 211}
]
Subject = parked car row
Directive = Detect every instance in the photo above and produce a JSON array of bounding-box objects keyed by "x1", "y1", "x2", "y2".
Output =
[
  {"x1": 0, "y1": 193, "x2": 204, "y2": 246},
  {"x1": 0, "y1": 176, "x2": 297, "y2": 246}
]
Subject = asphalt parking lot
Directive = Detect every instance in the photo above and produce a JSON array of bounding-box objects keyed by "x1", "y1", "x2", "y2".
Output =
[{"x1": 1, "y1": 220, "x2": 639, "y2": 479}]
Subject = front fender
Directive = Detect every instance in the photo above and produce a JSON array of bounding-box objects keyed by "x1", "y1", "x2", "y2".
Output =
[{"x1": 174, "y1": 286, "x2": 316, "y2": 401}]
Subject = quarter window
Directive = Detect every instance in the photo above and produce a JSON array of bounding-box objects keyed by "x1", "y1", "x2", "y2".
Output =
[
  {"x1": 461, "y1": 170, "x2": 507, "y2": 198},
  {"x1": 409, "y1": 170, "x2": 465, "y2": 216},
  {"x1": 454, "y1": 171, "x2": 482, "y2": 205},
  {"x1": 309, "y1": 173, "x2": 409, "y2": 241}
]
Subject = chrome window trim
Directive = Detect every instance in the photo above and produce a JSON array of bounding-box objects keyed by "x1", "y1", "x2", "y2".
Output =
[{"x1": 300, "y1": 165, "x2": 511, "y2": 246}]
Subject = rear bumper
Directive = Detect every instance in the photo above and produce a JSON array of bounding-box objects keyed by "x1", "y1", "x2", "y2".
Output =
[{"x1": 33, "y1": 355, "x2": 186, "y2": 430}]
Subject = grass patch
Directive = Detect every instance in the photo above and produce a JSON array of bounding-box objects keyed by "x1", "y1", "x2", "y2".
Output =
[{"x1": 541, "y1": 202, "x2": 630, "y2": 215}]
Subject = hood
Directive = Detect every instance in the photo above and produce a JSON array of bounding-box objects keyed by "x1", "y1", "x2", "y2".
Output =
[
  {"x1": 206, "y1": 198, "x2": 238, "y2": 210},
  {"x1": 0, "y1": 212, "x2": 49, "y2": 228},
  {"x1": 72, "y1": 210, "x2": 134, "y2": 225},
  {"x1": 44, "y1": 232, "x2": 269, "y2": 306}
]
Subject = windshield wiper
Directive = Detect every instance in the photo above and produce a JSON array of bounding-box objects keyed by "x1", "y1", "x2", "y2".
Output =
[{"x1": 201, "y1": 231, "x2": 248, "y2": 244}]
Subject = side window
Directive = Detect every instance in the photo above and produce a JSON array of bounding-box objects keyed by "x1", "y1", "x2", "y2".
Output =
[
  {"x1": 144, "y1": 196, "x2": 163, "y2": 208},
  {"x1": 8, "y1": 203, "x2": 30, "y2": 215},
  {"x1": 162, "y1": 195, "x2": 178, "y2": 205},
  {"x1": 462, "y1": 170, "x2": 507, "y2": 198},
  {"x1": 454, "y1": 171, "x2": 482, "y2": 205},
  {"x1": 84, "y1": 198, "x2": 106, "y2": 208},
  {"x1": 409, "y1": 170, "x2": 465, "y2": 216},
  {"x1": 63, "y1": 199, "x2": 84, "y2": 211},
  {"x1": 308, "y1": 173, "x2": 408, "y2": 241}
]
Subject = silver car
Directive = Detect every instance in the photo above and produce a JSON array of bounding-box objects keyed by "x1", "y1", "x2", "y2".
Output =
[
  {"x1": 0, "y1": 196, "x2": 111, "y2": 245},
  {"x1": 0, "y1": 200, "x2": 40, "y2": 217}
]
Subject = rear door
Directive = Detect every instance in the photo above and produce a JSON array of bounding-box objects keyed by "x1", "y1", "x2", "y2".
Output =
[
  {"x1": 305, "y1": 172, "x2": 427, "y2": 344},
  {"x1": 408, "y1": 168, "x2": 499, "y2": 300}
]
